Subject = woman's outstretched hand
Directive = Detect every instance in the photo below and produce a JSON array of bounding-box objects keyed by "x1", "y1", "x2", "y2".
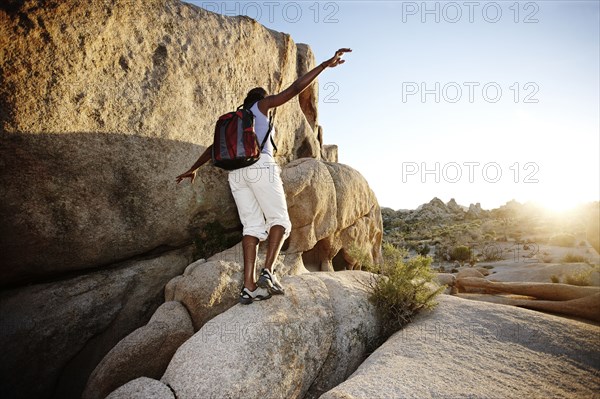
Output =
[
  {"x1": 175, "y1": 170, "x2": 197, "y2": 184},
  {"x1": 323, "y1": 48, "x2": 352, "y2": 68}
]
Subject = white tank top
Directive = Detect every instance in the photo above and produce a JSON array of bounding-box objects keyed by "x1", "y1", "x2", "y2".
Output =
[{"x1": 249, "y1": 102, "x2": 275, "y2": 156}]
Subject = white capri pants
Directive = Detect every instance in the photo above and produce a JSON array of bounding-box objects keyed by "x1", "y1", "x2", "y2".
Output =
[{"x1": 228, "y1": 154, "x2": 292, "y2": 241}]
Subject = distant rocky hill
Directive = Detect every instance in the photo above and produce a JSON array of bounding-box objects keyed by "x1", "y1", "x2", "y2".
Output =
[
  {"x1": 382, "y1": 197, "x2": 488, "y2": 225},
  {"x1": 382, "y1": 198, "x2": 600, "y2": 257}
]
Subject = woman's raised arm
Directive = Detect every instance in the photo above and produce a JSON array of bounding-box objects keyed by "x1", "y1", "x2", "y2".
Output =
[{"x1": 257, "y1": 48, "x2": 351, "y2": 115}]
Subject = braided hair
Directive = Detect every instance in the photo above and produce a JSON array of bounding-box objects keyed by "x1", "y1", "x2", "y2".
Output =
[{"x1": 243, "y1": 87, "x2": 267, "y2": 109}]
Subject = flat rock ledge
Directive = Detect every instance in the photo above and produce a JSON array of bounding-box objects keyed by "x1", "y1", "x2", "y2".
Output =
[{"x1": 320, "y1": 294, "x2": 600, "y2": 399}]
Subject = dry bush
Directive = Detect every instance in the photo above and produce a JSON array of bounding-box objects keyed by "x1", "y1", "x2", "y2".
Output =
[
  {"x1": 367, "y1": 243, "x2": 443, "y2": 341},
  {"x1": 564, "y1": 269, "x2": 593, "y2": 286},
  {"x1": 562, "y1": 252, "x2": 588, "y2": 263}
]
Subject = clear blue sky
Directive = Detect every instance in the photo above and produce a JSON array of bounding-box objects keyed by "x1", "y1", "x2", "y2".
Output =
[{"x1": 185, "y1": 1, "x2": 600, "y2": 211}]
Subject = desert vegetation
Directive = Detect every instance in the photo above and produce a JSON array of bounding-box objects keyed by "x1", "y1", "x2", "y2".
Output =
[
  {"x1": 382, "y1": 199, "x2": 600, "y2": 270},
  {"x1": 363, "y1": 243, "x2": 444, "y2": 340}
]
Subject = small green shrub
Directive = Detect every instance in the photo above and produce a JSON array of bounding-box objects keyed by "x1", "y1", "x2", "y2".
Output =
[
  {"x1": 550, "y1": 275, "x2": 560, "y2": 283},
  {"x1": 564, "y1": 269, "x2": 593, "y2": 286},
  {"x1": 562, "y1": 252, "x2": 587, "y2": 263},
  {"x1": 549, "y1": 233, "x2": 576, "y2": 247},
  {"x1": 450, "y1": 245, "x2": 472, "y2": 262},
  {"x1": 367, "y1": 243, "x2": 443, "y2": 341},
  {"x1": 346, "y1": 243, "x2": 374, "y2": 272}
]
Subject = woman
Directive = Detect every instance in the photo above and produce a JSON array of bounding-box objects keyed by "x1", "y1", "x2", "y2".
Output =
[{"x1": 176, "y1": 48, "x2": 351, "y2": 304}]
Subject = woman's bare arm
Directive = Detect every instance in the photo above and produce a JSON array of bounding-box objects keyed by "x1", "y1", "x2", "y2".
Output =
[
  {"x1": 258, "y1": 48, "x2": 351, "y2": 115},
  {"x1": 175, "y1": 144, "x2": 213, "y2": 184}
]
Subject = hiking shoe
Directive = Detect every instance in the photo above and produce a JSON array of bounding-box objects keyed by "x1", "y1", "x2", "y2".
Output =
[
  {"x1": 239, "y1": 286, "x2": 271, "y2": 305},
  {"x1": 257, "y1": 268, "x2": 285, "y2": 295}
]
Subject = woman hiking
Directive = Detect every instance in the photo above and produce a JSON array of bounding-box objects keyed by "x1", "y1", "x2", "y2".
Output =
[{"x1": 176, "y1": 48, "x2": 352, "y2": 304}]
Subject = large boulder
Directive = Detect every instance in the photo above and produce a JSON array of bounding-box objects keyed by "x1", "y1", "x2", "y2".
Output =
[
  {"x1": 82, "y1": 301, "x2": 194, "y2": 399},
  {"x1": 0, "y1": 247, "x2": 192, "y2": 399},
  {"x1": 321, "y1": 294, "x2": 600, "y2": 399},
  {"x1": 164, "y1": 243, "x2": 307, "y2": 330},
  {"x1": 283, "y1": 159, "x2": 383, "y2": 271},
  {"x1": 0, "y1": 0, "x2": 320, "y2": 286},
  {"x1": 91, "y1": 248, "x2": 379, "y2": 398},
  {"x1": 303, "y1": 272, "x2": 380, "y2": 399},
  {"x1": 283, "y1": 159, "x2": 338, "y2": 255},
  {"x1": 159, "y1": 272, "x2": 381, "y2": 399}
]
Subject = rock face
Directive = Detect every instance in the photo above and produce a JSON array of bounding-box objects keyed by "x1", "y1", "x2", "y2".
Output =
[
  {"x1": 159, "y1": 272, "x2": 380, "y2": 399},
  {"x1": 0, "y1": 1, "x2": 384, "y2": 398},
  {"x1": 0, "y1": 0, "x2": 321, "y2": 286},
  {"x1": 0, "y1": 247, "x2": 193, "y2": 399},
  {"x1": 321, "y1": 294, "x2": 600, "y2": 399},
  {"x1": 82, "y1": 301, "x2": 194, "y2": 399}
]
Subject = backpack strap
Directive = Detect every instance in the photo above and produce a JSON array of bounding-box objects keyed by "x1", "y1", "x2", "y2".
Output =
[
  {"x1": 263, "y1": 107, "x2": 278, "y2": 154},
  {"x1": 247, "y1": 101, "x2": 277, "y2": 154}
]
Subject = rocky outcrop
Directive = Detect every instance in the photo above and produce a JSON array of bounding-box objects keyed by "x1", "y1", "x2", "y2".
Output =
[
  {"x1": 321, "y1": 143, "x2": 339, "y2": 162},
  {"x1": 446, "y1": 198, "x2": 465, "y2": 213},
  {"x1": 88, "y1": 247, "x2": 380, "y2": 398},
  {"x1": 82, "y1": 301, "x2": 194, "y2": 399},
  {"x1": 96, "y1": 272, "x2": 383, "y2": 399},
  {"x1": 163, "y1": 243, "x2": 306, "y2": 331},
  {"x1": 296, "y1": 43, "x2": 319, "y2": 131},
  {"x1": 413, "y1": 197, "x2": 466, "y2": 221},
  {"x1": 458, "y1": 277, "x2": 600, "y2": 300},
  {"x1": 158, "y1": 272, "x2": 380, "y2": 399},
  {"x1": 283, "y1": 159, "x2": 383, "y2": 271},
  {"x1": 321, "y1": 294, "x2": 600, "y2": 399},
  {"x1": 456, "y1": 277, "x2": 600, "y2": 322},
  {"x1": 0, "y1": 0, "x2": 321, "y2": 286},
  {"x1": 0, "y1": 1, "x2": 384, "y2": 398},
  {"x1": 84, "y1": 157, "x2": 382, "y2": 396},
  {"x1": 466, "y1": 202, "x2": 487, "y2": 218},
  {"x1": 457, "y1": 293, "x2": 600, "y2": 322},
  {"x1": 0, "y1": 247, "x2": 193, "y2": 399}
]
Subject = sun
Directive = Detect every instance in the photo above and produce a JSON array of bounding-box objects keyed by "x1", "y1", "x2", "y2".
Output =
[{"x1": 531, "y1": 194, "x2": 587, "y2": 215}]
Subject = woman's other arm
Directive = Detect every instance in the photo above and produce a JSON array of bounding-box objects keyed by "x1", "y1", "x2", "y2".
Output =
[{"x1": 175, "y1": 144, "x2": 213, "y2": 184}]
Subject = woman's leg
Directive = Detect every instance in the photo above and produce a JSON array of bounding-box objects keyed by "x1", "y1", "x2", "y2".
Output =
[
  {"x1": 242, "y1": 235, "x2": 259, "y2": 290},
  {"x1": 248, "y1": 158, "x2": 292, "y2": 269},
  {"x1": 229, "y1": 169, "x2": 269, "y2": 294},
  {"x1": 264, "y1": 225, "x2": 285, "y2": 272}
]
